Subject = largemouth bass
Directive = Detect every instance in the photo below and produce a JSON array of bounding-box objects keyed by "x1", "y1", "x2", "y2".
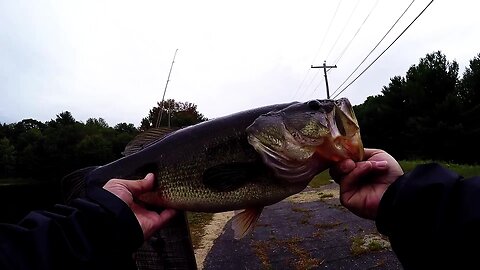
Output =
[{"x1": 62, "y1": 98, "x2": 363, "y2": 239}]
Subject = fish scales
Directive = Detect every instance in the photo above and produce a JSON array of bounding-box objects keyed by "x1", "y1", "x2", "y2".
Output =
[{"x1": 153, "y1": 125, "x2": 302, "y2": 212}]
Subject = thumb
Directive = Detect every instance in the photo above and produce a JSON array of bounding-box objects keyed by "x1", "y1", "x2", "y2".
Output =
[{"x1": 122, "y1": 173, "x2": 156, "y2": 197}]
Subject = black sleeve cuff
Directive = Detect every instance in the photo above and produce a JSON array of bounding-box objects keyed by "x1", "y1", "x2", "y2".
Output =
[
  {"x1": 84, "y1": 186, "x2": 144, "y2": 252},
  {"x1": 375, "y1": 170, "x2": 404, "y2": 236},
  {"x1": 376, "y1": 163, "x2": 460, "y2": 236}
]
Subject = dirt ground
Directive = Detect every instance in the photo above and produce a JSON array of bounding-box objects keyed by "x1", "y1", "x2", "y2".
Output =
[{"x1": 194, "y1": 183, "x2": 403, "y2": 270}]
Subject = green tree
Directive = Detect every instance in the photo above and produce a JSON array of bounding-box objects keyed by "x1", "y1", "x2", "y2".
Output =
[
  {"x1": 355, "y1": 76, "x2": 412, "y2": 158},
  {"x1": 49, "y1": 111, "x2": 76, "y2": 127},
  {"x1": 114, "y1": 123, "x2": 137, "y2": 133},
  {"x1": 15, "y1": 128, "x2": 45, "y2": 177},
  {"x1": 403, "y1": 51, "x2": 459, "y2": 116},
  {"x1": 458, "y1": 54, "x2": 480, "y2": 162},
  {"x1": 75, "y1": 134, "x2": 114, "y2": 166},
  {"x1": 0, "y1": 137, "x2": 16, "y2": 177},
  {"x1": 112, "y1": 123, "x2": 138, "y2": 157},
  {"x1": 355, "y1": 51, "x2": 463, "y2": 162},
  {"x1": 41, "y1": 112, "x2": 86, "y2": 180},
  {"x1": 140, "y1": 99, "x2": 207, "y2": 130},
  {"x1": 459, "y1": 53, "x2": 480, "y2": 107},
  {"x1": 139, "y1": 118, "x2": 151, "y2": 131},
  {"x1": 86, "y1": 118, "x2": 109, "y2": 128},
  {"x1": 402, "y1": 51, "x2": 460, "y2": 161}
]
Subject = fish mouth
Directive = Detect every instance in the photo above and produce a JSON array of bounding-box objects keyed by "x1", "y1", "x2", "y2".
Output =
[
  {"x1": 329, "y1": 101, "x2": 364, "y2": 161},
  {"x1": 246, "y1": 98, "x2": 364, "y2": 183},
  {"x1": 335, "y1": 134, "x2": 364, "y2": 162},
  {"x1": 247, "y1": 128, "x2": 363, "y2": 183}
]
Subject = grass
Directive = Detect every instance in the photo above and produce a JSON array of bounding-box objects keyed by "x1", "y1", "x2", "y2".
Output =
[
  {"x1": 251, "y1": 237, "x2": 324, "y2": 270},
  {"x1": 314, "y1": 221, "x2": 343, "y2": 230},
  {"x1": 292, "y1": 206, "x2": 313, "y2": 225},
  {"x1": 186, "y1": 212, "x2": 214, "y2": 249},
  {"x1": 281, "y1": 237, "x2": 324, "y2": 270},
  {"x1": 308, "y1": 170, "x2": 332, "y2": 188},
  {"x1": 308, "y1": 160, "x2": 480, "y2": 189},
  {"x1": 251, "y1": 241, "x2": 272, "y2": 269},
  {"x1": 399, "y1": 160, "x2": 480, "y2": 178},
  {"x1": 350, "y1": 234, "x2": 390, "y2": 256},
  {"x1": 313, "y1": 222, "x2": 343, "y2": 238},
  {"x1": 319, "y1": 193, "x2": 333, "y2": 199},
  {"x1": 0, "y1": 177, "x2": 44, "y2": 186}
]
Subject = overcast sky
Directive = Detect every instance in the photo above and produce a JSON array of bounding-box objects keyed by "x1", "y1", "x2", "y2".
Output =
[{"x1": 0, "y1": 0, "x2": 477, "y2": 126}]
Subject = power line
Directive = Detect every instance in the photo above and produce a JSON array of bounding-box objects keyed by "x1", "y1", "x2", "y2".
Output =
[
  {"x1": 312, "y1": 76, "x2": 326, "y2": 95},
  {"x1": 301, "y1": 0, "x2": 375, "y2": 100},
  {"x1": 332, "y1": 0, "x2": 434, "y2": 99},
  {"x1": 292, "y1": 1, "x2": 343, "y2": 99},
  {"x1": 293, "y1": 68, "x2": 321, "y2": 100},
  {"x1": 312, "y1": 0, "x2": 343, "y2": 64},
  {"x1": 332, "y1": 0, "x2": 416, "y2": 97},
  {"x1": 333, "y1": 0, "x2": 380, "y2": 65},
  {"x1": 325, "y1": 0, "x2": 360, "y2": 61}
]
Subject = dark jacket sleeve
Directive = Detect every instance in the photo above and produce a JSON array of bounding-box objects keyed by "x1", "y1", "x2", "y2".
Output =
[
  {"x1": 0, "y1": 186, "x2": 144, "y2": 270},
  {"x1": 376, "y1": 163, "x2": 480, "y2": 269}
]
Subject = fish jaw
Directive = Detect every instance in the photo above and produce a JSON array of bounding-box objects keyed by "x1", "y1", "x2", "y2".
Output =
[
  {"x1": 246, "y1": 98, "x2": 364, "y2": 183},
  {"x1": 247, "y1": 124, "x2": 322, "y2": 183},
  {"x1": 319, "y1": 100, "x2": 364, "y2": 162},
  {"x1": 312, "y1": 132, "x2": 364, "y2": 165}
]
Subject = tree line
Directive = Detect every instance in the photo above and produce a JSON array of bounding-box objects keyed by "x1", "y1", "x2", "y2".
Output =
[
  {"x1": 1, "y1": 50, "x2": 479, "y2": 182},
  {"x1": 354, "y1": 51, "x2": 480, "y2": 164},
  {"x1": 0, "y1": 99, "x2": 206, "y2": 181}
]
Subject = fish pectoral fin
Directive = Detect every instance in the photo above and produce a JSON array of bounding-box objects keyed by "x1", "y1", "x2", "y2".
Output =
[
  {"x1": 203, "y1": 162, "x2": 259, "y2": 192},
  {"x1": 231, "y1": 207, "x2": 264, "y2": 240}
]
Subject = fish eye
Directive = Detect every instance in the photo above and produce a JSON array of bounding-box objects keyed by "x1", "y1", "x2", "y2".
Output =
[{"x1": 307, "y1": 100, "x2": 321, "y2": 110}]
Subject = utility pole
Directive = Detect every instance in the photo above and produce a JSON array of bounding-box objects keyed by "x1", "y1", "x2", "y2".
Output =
[{"x1": 311, "y1": 61, "x2": 337, "y2": 99}]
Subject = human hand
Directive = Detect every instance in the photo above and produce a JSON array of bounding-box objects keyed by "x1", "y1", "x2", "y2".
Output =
[
  {"x1": 329, "y1": 148, "x2": 403, "y2": 220},
  {"x1": 103, "y1": 173, "x2": 177, "y2": 239}
]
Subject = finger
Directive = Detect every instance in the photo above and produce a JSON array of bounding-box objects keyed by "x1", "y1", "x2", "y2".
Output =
[
  {"x1": 340, "y1": 161, "x2": 374, "y2": 191},
  {"x1": 119, "y1": 173, "x2": 156, "y2": 197},
  {"x1": 371, "y1": 160, "x2": 388, "y2": 169},
  {"x1": 158, "y1": 209, "x2": 177, "y2": 223},
  {"x1": 329, "y1": 159, "x2": 355, "y2": 183},
  {"x1": 363, "y1": 148, "x2": 383, "y2": 159},
  {"x1": 148, "y1": 209, "x2": 178, "y2": 232}
]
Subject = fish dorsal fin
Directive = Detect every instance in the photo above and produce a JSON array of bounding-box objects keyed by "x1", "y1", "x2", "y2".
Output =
[
  {"x1": 122, "y1": 127, "x2": 176, "y2": 156},
  {"x1": 203, "y1": 162, "x2": 260, "y2": 192},
  {"x1": 231, "y1": 207, "x2": 264, "y2": 239}
]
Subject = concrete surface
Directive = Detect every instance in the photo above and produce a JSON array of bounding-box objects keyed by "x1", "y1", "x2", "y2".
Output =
[{"x1": 202, "y1": 184, "x2": 403, "y2": 270}]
